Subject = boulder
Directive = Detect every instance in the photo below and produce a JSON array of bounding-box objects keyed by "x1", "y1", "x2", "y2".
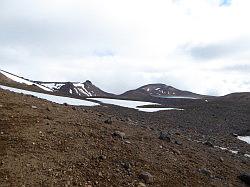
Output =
[
  {"x1": 31, "y1": 105, "x2": 38, "y2": 109},
  {"x1": 199, "y1": 168, "x2": 212, "y2": 177},
  {"x1": 137, "y1": 182, "x2": 146, "y2": 187},
  {"x1": 204, "y1": 141, "x2": 213, "y2": 147},
  {"x1": 139, "y1": 171, "x2": 154, "y2": 184},
  {"x1": 238, "y1": 173, "x2": 250, "y2": 185},
  {"x1": 159, "y1": 131, "x2": 171, "y2": 142},
  {"x1": 104, "y1": 117, "x2": 112, "y2": 124},
  {"x1": 113, "y1": 131, "x2": 126, "y2": 139}
]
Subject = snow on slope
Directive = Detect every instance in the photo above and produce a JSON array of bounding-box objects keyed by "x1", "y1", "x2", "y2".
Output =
[
  {"x1": 0, "y1": 85, "x2": 98, "y2": 106},
  {"x1": 0, "y1": 70, "x2": 33, "y2": 85},
  {"x1": 0, "y1": 70, "x2": 52, "y2": 92},
  {"x1": 90, "y1": 98, "x2": 184, "y2": 112},
  {"x1": 40, "y1": 83, "x2": 64, "y2": 91},
  {"x1": 136, "y1": 107, "x2": 184, "y2": 112},
  {"x1": 40, "y1": 82, "x2": 93, "y2": 96},
  {"x1": 74, "y1": 83, "x2": 92, "y2": 96},
  {"x1": 238, "y1": 136, "x2": 250, "y2": 144},
  {"x1": 0, "y1": 84, "x2": 185, "y2": 112},
  {"x1": 142, "y1": 85, "x2": 177, "y2": 96}
]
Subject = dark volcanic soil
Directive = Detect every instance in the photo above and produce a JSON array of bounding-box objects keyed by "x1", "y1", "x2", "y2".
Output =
[{"x1": 0, "y1": 88, "x2": 249, "y2": 187}]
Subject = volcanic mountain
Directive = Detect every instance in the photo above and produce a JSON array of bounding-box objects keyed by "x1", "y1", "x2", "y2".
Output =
[
  {"x1": 120, "y1": 83, "x2": 204, "y2": 100},
  {"x1": 36, "y1": 81, "x2": 114, "y2": 97},
  {"x1": 0, "y1": 70, "x2": 113, "y2": 98}
]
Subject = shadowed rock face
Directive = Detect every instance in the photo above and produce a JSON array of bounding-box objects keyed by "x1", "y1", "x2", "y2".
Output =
[{"x1": 57, "y1": 82, "x2": 76, "y2": 95}]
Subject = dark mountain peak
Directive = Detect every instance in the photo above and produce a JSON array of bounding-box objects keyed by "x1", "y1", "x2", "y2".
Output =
[
  {"x1": 85, "y1": 80, "x2": 92, "y2": 84},
  {"x1": 48, "y1": 81, "x2": 113, "y2": 97},
  {"x1": 121, "y1": 83, "x2": 203, "y2": 99}
]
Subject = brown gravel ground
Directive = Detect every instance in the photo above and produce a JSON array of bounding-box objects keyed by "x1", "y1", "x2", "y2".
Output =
[{"x1": 0, "y1": 88, "x2": 249, "y2": 187}]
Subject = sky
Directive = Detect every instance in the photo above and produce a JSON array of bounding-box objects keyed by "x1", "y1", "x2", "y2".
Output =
[{"x1": 0, "y1": 0, "x2": 250, "y2": 96}]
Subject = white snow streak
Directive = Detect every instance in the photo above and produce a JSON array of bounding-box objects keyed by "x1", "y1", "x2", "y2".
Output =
[
  {"x1": 0, "y1": 85, "x2": 98, "y2": 106},
  {"x1": 90, "y1": 98, "x2": 184, "y2": 112},
  {"x1": 238, "y1": 136, "x2": 250, "y2": 144},
  {"x1": 0, "y1": 70, "x2": 52, "y2": 92},
  {"x1": 74, "y1": 83, "x2": 92, "y2": 96}
]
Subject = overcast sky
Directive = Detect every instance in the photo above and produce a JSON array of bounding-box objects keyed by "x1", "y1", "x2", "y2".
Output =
[{"x1": 0, "y1": 0, "x2": 250, "y2": 95}]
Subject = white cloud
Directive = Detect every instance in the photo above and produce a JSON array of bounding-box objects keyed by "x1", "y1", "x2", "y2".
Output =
[{"x1": 0, "y1": 0, "x2": 250, "y2": 95}]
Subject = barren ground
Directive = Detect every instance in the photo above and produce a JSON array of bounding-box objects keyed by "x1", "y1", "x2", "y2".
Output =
[{"x1": 0, "y1": 88, "x2": 249, "y2": 186}]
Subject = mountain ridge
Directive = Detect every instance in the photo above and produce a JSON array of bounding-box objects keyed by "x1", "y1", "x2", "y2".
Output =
[
  {"x1": 0, "y1": 69, "x2": 206, "y2": 100},
  {"x1": 120, "y1": 83, "x2": 204, "y2": 99}
]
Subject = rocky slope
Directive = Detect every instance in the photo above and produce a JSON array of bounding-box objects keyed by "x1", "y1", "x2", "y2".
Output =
[{"x1": 0, "y1": 87, "x2": 249, "y2": 186}]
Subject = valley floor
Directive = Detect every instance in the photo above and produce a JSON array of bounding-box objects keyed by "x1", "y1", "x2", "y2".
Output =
[{"x1": 0, "y1": 88, "x2": 249, "y2": 186}]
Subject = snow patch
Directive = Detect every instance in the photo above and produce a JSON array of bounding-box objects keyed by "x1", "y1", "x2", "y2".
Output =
[
  {"x1": 35, "y1": 84, "x2": 52, "y2": 92},
  {"x1": 1, "y1": 70, "x2": 33, "y2": 85},
  {"x1": 214, "y1": 146, "x2": 250, "y2": 158},
  {"x1": 237, "y1": 136, "x2": 250, "y2": 144},
  {"x1": 0, "y1": 70, "x2": 52, "y2": 92},
  {"x1": 214, "y1": 146, "x2": 239, "y2": 154},
  {"x1": 40, "y1": 83, "x2": 64, "y2": 91},
  {"x1": 138, "y1": 108, "x2": 184, "y2": 112},
  {"x1": 89, "y1": 98, "x2": 184, "y2": 112},
  {"x1": 0, "y1": 85, "x2": 98, "y2": 106},
  {"x1": 74, "y1": 83, "x2": 92, "y2": 96}
]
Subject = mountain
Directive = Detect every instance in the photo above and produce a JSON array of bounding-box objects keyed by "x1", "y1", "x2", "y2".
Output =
[
  {"x1": 0, "y1": 69, "x2": 206, "y2": 100},
  {"x1": 0, "y1": 70, "x2": 113, "y2": 98},
  {"x1": 120, "y1": 83, "x2": 204, "y2": 99},
  {"x1": 36, "y1": 81, "x2": 114, "y2": 97}
]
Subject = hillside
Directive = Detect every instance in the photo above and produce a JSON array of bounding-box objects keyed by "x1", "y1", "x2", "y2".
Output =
[{"x1": 0, "y1": 86, "x2": 249, "y2": 186}]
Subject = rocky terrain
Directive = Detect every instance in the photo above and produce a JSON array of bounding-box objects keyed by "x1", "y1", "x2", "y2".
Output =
[{"x1": 0, "y1": 85, "x2": 250, "y2": 186}]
